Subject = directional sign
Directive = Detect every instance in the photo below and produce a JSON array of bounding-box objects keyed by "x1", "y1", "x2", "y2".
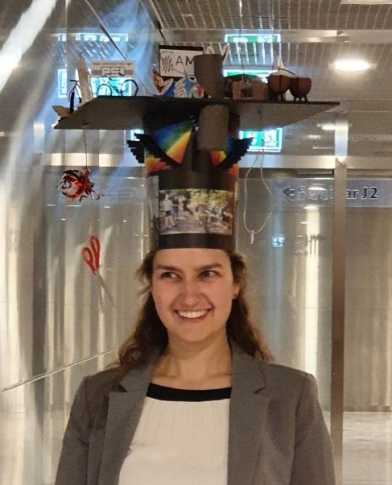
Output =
[
  {"x1": 240, "y1": 129, "x2": 283, "y2": 153},
  {"x1": 225, "y1": 33, "x2": 281, "y2": 44}
]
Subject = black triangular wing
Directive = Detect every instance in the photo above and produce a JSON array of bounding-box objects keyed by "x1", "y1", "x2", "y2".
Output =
[
  {"x1": 127, "y1": 140, "x2": 144, "y2": 164},
  {"x1": 135, "y1": 134, "x2": 179, "y2": 168},
  {"x1": 217, "y1": 138, "x2": 253, "y2": 170}
]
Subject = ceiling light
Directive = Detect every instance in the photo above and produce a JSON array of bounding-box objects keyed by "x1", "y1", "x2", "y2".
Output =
[
  {"x1": 304, "y1": 205, "x2": 318, "y2": 210},
  {"x1": 307, "y1": 134, "x2": 322, "y2": 140},
  {"x1": 318, "y1": 123, "x2": 336, "y2": 131},
  {"x1": 0, "y1": 0, "x2": 58, "y2": 92},
  {"x1": 0, "y1": 55, "x2": 19, "y2": 70},
  {"x1": 333, "y1": 58, "x2": 370, "y2": 72},
  {"x1": 308, "y1": 186, "x2": 327, "y2": 191}
]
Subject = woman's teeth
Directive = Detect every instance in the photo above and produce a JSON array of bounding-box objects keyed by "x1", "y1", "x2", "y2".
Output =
[{"x1": 177, "y1": 310, "x2": 210, "y2": 319}]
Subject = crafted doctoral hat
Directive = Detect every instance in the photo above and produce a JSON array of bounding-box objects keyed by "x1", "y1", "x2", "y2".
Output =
[{"x1": 128, "y1": 53, "x2": 252, "y2": 251}]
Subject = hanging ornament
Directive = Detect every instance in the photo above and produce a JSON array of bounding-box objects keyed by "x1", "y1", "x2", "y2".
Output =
[
  {"x1": 57, "y1": 168, "x2": 100, "y2": 201},
  {"x1": 57, "y1": 130, "x2": 101, "y2": 201}
]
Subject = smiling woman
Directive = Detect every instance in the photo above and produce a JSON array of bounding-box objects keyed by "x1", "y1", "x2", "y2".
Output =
[
  {"x1": 55, "y1": 52, "x2": 335, "y2": 484},
  {"x1": 55, "y1": 247, "x2": 336, "y2": 485}
]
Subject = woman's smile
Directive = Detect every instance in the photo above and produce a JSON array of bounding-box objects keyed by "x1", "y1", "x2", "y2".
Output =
[{"x1": 175, "y1": 308, "x2": 212, "y2": 321}]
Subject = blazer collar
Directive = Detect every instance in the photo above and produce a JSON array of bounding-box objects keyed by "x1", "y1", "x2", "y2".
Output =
[
  {"x1": 98, "y1": 340, "x2": 269, "y2": 485},
  {"x1": 118, "y1": 339, "x2": 266, "y2": 391}
]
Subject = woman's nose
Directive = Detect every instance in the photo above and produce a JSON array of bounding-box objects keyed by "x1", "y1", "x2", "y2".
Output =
[{"x1": 179, "y1": 280, "x2": 201, "y2": 305}]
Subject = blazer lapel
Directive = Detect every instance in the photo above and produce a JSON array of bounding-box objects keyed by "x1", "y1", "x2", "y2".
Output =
[
  {"x1": 228, "y1": 342, "x2": 270, "y2": 485},
  {"x1": 98, "y1": 353, "x2": 159, "y2": 485}
]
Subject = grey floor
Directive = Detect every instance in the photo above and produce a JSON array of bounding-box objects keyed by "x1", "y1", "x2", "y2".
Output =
[{"x1": 343, "y1": 413, "x2": 392, "y2": 485}]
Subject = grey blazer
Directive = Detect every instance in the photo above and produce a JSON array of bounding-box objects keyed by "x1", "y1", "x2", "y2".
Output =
[{"x1": 55, "y1": 341, "x2": 336, "y2": 485}]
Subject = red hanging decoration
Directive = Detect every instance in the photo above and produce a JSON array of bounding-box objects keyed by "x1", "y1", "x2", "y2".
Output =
[
  {"x1": 81, "y1": 235, "x2": 100, "y2": 274},
  {"x1": 57, "y1": 168, "x2": 100, "y2": 201},
  {"x1": 81, "y1": 235, "x2": 114, "y2": 307}
]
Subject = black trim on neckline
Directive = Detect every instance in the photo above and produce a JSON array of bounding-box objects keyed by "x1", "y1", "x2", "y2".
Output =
[{"x1": 146, "y1": 383, "x2": 231, "y2": 401}]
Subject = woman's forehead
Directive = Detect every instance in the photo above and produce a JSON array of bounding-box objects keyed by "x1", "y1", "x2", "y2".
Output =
[{"x1": 153, "y1": 248, "x2": 230, "y2": 268}]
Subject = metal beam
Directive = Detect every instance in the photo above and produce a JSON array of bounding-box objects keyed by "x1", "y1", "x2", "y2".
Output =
[
  {"x1": 141, "y1": 0, "x2": 168, "y2": 41},
  {"x1": 161, "y1": 28, "x2": 392, "y2": 44},
  {"x1": 331, "y1": 116, "x2": 348, "y2": 485}
]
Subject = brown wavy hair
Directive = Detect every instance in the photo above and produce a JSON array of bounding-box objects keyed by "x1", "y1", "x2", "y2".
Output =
[{"x1": 112, "y1": 249, "x2": 273, "y2": 373}]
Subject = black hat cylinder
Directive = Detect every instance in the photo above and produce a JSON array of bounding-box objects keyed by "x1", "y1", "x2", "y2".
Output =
[{"x1": 197, "y1": 104, "x2": 229, "y2": 151}]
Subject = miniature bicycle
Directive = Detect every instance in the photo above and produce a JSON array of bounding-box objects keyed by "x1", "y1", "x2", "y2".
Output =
[{"x1": 96, "y1": 77, "x2": 139, "y2": 97}]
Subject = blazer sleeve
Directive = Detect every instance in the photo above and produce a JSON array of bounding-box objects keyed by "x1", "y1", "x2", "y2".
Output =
[
  {"x1": 55, "y1": 377, "x2": 91, "y2": 485},
  {"x1": 290, "y1": 373, "x2": 336, "y2": 485}
]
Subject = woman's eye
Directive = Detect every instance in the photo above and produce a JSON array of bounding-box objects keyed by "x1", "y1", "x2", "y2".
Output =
[
  {"x1": 159, "y1": 272, "x2": 178, "y2": 280},
  {"x1": 200, "y1": 270, "x2": 219, "y2": 279}
]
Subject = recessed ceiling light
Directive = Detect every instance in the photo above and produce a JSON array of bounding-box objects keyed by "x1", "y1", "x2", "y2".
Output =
[
  {"x1": 333, "y1": 58, "x2": 370, "y2": 72},
  {"x1": 308, "y1": 186, "x2": 327, "y2": 191},
  {"x1": 318, "y1": 123, "x2": 336, "y2": 131},
  {"x1": 181, "y1": 13, "x2": 194, "y2": 20},
  {"x1": 307, "y1": 134, "x2": 322, "y2": 140}
]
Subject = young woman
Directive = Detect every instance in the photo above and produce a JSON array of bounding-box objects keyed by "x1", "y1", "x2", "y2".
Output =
[{"x1": 55, "y1": 247, "x2": 336, "y2": 485}]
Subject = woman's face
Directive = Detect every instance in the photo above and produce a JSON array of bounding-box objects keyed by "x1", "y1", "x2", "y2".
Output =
[{"x1": 151, "y1": 248, "x2": 239, "y2": 345}]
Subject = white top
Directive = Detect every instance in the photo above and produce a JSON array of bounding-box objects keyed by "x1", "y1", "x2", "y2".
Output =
[{"x1": 118, "y1": 384, "x2": 231, "y2": 485}]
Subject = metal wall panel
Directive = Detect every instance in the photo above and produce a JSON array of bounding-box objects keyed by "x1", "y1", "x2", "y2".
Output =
[{"x1": 237, "y1": 174, "x2": 333, "y2": 410}]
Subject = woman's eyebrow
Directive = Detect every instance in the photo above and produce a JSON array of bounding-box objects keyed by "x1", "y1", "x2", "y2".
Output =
[
  {"x1": 154, "y1": 265, "x2": 180, "y2": 272},
  {"x1": 154, "y1": 263, "x2": 224, "y2": 272},
  {"x1": 197, "y1": 263, "x2": 224, "y2": 271}
]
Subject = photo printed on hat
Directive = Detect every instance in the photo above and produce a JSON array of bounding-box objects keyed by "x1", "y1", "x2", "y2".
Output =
[{"x1": 158, "y1": 188, "x2": 234, "y2": 235}]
